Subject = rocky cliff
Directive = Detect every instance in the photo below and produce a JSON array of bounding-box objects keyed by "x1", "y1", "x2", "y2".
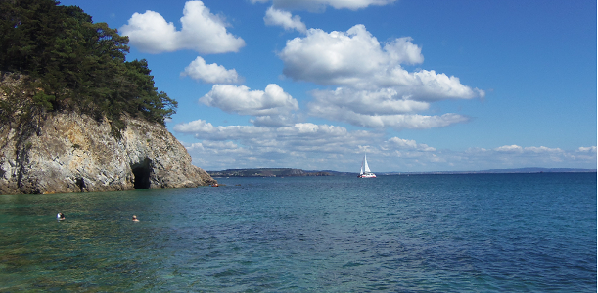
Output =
[{"x1": 0, "y1": 112, "x2": 216, "y2": 194}]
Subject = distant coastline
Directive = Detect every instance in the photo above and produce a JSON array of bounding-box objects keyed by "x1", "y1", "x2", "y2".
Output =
[
  {"x1": 207, "y1": 167, "x2": 596, "y2": 177},
  {"x1": 207, "y1": 168, "x2": 334, "y2": 178}
]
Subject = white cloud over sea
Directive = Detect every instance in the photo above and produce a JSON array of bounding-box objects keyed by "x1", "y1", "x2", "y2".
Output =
[
  {"x1": 273, "y1": 24, "x2": 482, "y2": 129},
  {"x1": 307, "y1": 87, "x2": 471, "y2": 128},
  {"x1": 278, "y1": 25, "x2": 481, "y2": 98},
  {"x1": 199, "y1": 84, "x2": 299, "y2": 127},
  {"x1": 264, "y1": 6, "x2": 306, "y2": 34},
  {"x1": 181, "y1": 56, "x2": 242, "y2": 84},
  {"x1": 119, "y1": 1, "x2": 245, "y2": 54},
  {"x1": 190, "y1": 23, "x2": 483, "y2": 130},
  {"x1": 174, "y1": 119, "x2": 597, "y2": 171}
]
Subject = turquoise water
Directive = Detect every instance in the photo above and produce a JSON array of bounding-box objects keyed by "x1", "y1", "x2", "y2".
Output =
[{"x1": 0, "y1": 173, "x2": 595, "y2": 292}]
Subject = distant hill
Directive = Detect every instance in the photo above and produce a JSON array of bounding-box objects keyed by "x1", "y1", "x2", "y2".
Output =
[{"x1": 207, "y1": 168, "x2": 332, "y2": 177}]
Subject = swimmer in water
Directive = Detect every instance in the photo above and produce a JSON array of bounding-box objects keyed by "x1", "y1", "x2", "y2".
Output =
[
  {"x1": 132, "y1": 215, "x2": 139, "y2": 222},
  {"x1": 57, "y1": 213, "x2": 65, "y2": 220}
]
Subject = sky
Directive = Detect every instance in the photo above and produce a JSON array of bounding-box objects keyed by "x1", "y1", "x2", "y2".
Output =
[{"x1": 58, "y1": 0, "x2": 596, "y2": 172}]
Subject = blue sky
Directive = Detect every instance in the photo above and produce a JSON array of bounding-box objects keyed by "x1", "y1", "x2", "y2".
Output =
[{"x1": 59, "y1": 0, "x2": 596, "y2": 172}]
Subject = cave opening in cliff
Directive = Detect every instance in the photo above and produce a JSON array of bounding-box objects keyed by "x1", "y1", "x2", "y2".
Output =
[{"x1": 131, "y1": 158, "x2": 152, "y2": 189}]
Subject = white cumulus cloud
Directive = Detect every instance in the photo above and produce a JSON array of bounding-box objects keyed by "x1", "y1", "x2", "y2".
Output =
[
  {"x1": 278, "y1": 25, "x2": 423, "y2": 86},
  {"x1": 495, "y1": 145, "x2": 524, "y2": 152},
  {"x1": 119, "y1": 1, "x2": 245, "y2": 54},
  {"x1": 174, "y1": 120, "x2": 379, "y2": 148},
  {"x1": 307, "y1": 87, "x2": 469, "y2": 128},
  {"x1": 181, "y1": 56, "x2": 242, "y2": 84},
  {"x1": 309, "y1": 87, "x2": 430, "y2": 115},
  {"x1": 264, "y1": 6, "x2": 306, "y2": 34},
  {"x1": 386, "y1": 137, "x2": 436, "y2": 151},
  {"x1": 251, "y1": 115, "x2": 300, "y2": 127},
  {"x1": 279, "y1": 25, "x2": 483, "y2": 100},
  {"x1": 334, "y1": 112, "x2": 466, "y2": 128},
  {"x1": 577, "y1": 146, "x2": 597, "y2": 153},
  {"x1": 276, "y1": 24, "x2": 483, "y2": 129},
  {"x1": 524, "y1": 146, "x2": 563, "y2": 153},
  {"x1": 199, "y1": 84, "x2": 299, "y2": 126}
]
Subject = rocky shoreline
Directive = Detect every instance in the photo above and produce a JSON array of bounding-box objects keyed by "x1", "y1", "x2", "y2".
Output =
[{"x1": 0, "y1": 112, "x2": 216, "y2": 194}]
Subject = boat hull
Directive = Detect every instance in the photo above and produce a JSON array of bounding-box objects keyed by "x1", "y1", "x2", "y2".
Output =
[{"x1": 358, "y1": 173, "x2": 376, "y2": 178}]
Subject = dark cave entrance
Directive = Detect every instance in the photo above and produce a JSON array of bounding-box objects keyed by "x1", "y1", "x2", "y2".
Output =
[
  {"x1": 75, "y1": 177, "x2": 86, "y2": 191},
  {"x1": 131, "y1": 158, "x2": 152, "y2": 189}
]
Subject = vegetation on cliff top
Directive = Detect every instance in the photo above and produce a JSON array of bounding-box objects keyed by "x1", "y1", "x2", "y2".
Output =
[{"x1": 0, "y1": 0, "x2": 177, "y2": 134}]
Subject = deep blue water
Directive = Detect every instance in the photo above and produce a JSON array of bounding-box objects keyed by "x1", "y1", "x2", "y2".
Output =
[{"x1": 0, "y1": 173, "x2": 595, "y2": 292}]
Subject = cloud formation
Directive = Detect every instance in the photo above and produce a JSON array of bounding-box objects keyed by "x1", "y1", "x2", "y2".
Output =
[
  {"x1": 175, "y1": 121, "x2": 383, "y2": 169},
  {"x1": 577, "y1": 146, "x2": 597, "y2": 153},
  {"x1": 306, "y1": 87, "x2": 467, "y2": 128},
  {"x1": 175, "y1": 120, "x2": 368, "y2": 141},
  {"x1": 310, "y1": 88, "x2": 430, "y2": 115},
  {"x1": 279, "y1": 25, "x2": 425, "y2": 87},
  {"x1": 279, "y1": 24, "x2": 481, "y2": 97},
  {"x1": 119, "y1": 1, "x2": 245, "y2": 54},
  {"x1": 253, "y1": 0, "x2": 396, "y2": 12},
  {"x1": 181, "y1": 56, "x2": 242, "y2": 84},
  {"x1": 174, "y1": 119, "x2": 597, "y2": 171},
  {"x1": 386, "y1": 137, "x2": 436, "y2": 152},
  {"x1": 264, "y1": 6, "x2": 306, "y2": 34},
  {"x1": 276, "y1": 24, "x2": 484, "y2": 129},
  {"x1": 308, "y1": 101, "x2": 468, "y2": 128},
  {"x1": 199, "y1": 84, "x2": 299, "y2": 126}
]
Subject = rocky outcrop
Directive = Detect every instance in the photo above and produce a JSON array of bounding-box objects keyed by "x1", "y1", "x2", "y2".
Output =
[{"x1": 0, "y1": 112, "x2": 216, "y2": 194}]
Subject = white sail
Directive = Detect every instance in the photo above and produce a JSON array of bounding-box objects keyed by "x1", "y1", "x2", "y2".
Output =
[
  {"x1": 360, "y1": 157, "x2": 365, "y2": 175},
  {"x1": 363, "y1": 153, "x2": 371, "y2": 173}
]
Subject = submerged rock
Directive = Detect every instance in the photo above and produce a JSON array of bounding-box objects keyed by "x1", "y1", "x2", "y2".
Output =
[{"x1": 0, "y1": 112, "x2": 216, "y2": 194}]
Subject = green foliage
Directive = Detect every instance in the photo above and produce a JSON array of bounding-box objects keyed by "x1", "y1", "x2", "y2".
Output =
[
  {"x1": 32, "y1": 90, "x2": 55, "y2": 111},
  {"x1": 0, "y1": 0, "x2": 177, "y2": 132}
]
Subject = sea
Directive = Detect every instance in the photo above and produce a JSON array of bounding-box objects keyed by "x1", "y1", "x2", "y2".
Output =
[{"x1": 0, "y1": 173, "x2": 596, "y2": 292}]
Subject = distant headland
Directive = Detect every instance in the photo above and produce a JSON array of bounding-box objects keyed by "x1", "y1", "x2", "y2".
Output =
[{"x1": 208, "y1": 168, "x2": 336, "y2": 177}]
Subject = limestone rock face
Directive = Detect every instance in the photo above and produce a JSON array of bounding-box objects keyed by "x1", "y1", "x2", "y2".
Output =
[{"x1": 0, "y1": 112, "x2": 216, "y2": 194}]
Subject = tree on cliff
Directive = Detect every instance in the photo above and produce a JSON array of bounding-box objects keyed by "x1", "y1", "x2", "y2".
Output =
[{"x1": 0, "y1": 0, "x2": 177, "y2": 133}]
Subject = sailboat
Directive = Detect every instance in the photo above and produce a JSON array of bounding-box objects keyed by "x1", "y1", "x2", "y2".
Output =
[{"x1": 358, "y1": 153, "x2": 376, "y2": 178}]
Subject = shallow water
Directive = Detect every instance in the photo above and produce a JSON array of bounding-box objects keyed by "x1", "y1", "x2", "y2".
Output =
[{"x1": 0, "y1": 173, "x2": 595, "y2": 292}]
